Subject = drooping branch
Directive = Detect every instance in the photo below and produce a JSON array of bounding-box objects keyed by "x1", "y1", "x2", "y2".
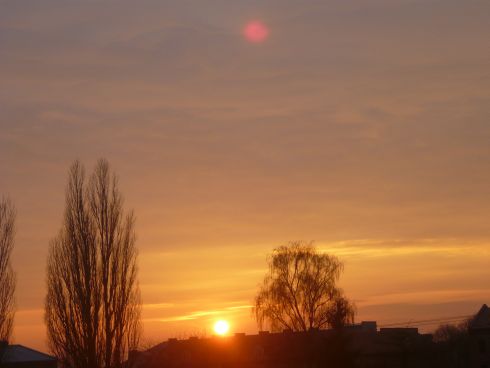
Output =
[{"x1": 254, "y1": 241, "x2": 355, "y2": 332}]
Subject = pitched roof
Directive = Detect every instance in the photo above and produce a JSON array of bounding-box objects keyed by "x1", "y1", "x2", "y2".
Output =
[
  {"x1": 470, "y1": 304, "x2": 490, "y2": 330},
  {"x1": 0, "y1": 344, "x2": 57, "y2": 363}
]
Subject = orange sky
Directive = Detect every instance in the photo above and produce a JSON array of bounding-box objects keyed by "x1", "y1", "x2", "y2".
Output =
[{"x1": 1, "y1": 0, "x2": 490, "y2": 352}]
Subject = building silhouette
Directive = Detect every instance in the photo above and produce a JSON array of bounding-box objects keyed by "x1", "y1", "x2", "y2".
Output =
[
  {"x1": 0, "y1": 341, "x2": 57, "y2": 368},
  {"x1": 131, "y1": 321, "x2": 436, "y2": 368},
  {"x1": 469, "y1": 304, "x2": 490, "y2": 368}
]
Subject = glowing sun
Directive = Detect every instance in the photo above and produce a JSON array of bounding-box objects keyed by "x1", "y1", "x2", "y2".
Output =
[
  {"x1": 213, "y1": 320, "x2": 230, "y2": 336},
  {"x1": 243, "y1": 21, "x2": 269, "y2": 43}
]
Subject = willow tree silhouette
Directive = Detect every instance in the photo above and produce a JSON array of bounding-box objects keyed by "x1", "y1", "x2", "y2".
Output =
[
  {"x1": 254, "y1": 241, "x2": 355, "y2": 332},
  {"x1": 45, "y1": 160, "x2": 141, "y2": 368},
  {"x1": 0, "y1": 197, "x2": 16, "y2": 342}
]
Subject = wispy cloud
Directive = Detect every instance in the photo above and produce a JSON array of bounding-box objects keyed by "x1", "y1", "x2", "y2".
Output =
[
  {"x1": 358, "y1": 288, "x2": 490, "y2": 307},
  {"x1": 142, "y1": 303, "x2": 175, "y2": 310},
  {"x1": 320, "y1": 239, "x2": 490, "y2": 258},
  {"x1": 144, "y1": 305, "x2": 253, "y2": 323}
]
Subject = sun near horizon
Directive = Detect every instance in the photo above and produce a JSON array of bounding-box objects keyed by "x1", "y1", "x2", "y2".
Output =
[{"x1": 213, "y1": 320, "x2": 230, "y2": 336}]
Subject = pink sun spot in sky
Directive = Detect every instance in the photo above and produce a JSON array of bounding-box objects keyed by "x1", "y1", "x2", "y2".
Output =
[{"x1": 243, "y1": 21, "x2": 269, "y2": 43}]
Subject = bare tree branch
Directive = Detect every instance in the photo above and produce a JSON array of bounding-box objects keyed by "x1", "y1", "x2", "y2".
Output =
[
  {"x1": 254, "y1": 241, "x2": 355, "y2": 332},
  {"x1": 45, "y1": 160, "x2": 141, "y2": 368},
  {"x1": 0, "y1": 197, "x2": 16, "y2": 342}
]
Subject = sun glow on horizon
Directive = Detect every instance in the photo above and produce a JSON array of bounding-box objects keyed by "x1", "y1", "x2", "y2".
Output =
[{"x1": 213, "y1": 320, "x2": 230, "y2": 336}]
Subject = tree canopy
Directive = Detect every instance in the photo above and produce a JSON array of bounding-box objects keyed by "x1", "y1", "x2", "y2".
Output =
[
  {"x1": 45, "y1": 160, "x2": 141, "y2": 368},
  {"x1": 254, "y1": 241, "x2": 355, "y2": 332}
]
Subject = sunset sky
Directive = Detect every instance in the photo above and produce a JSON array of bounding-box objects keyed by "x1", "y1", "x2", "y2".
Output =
[{"x1": 1, "y1": 0, "x2": 490, "y2": 352}]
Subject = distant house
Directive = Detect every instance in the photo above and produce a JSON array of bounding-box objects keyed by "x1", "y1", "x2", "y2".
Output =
[
  {"x1": 0, "y1": 341, "x2": 57, "y2": 368},
  {"x1": 130, "y1": 321, "x2": 436, "y2": 368},
  {"x1": 469, "y1": 304, "x2": 490, "y2": 368}
]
